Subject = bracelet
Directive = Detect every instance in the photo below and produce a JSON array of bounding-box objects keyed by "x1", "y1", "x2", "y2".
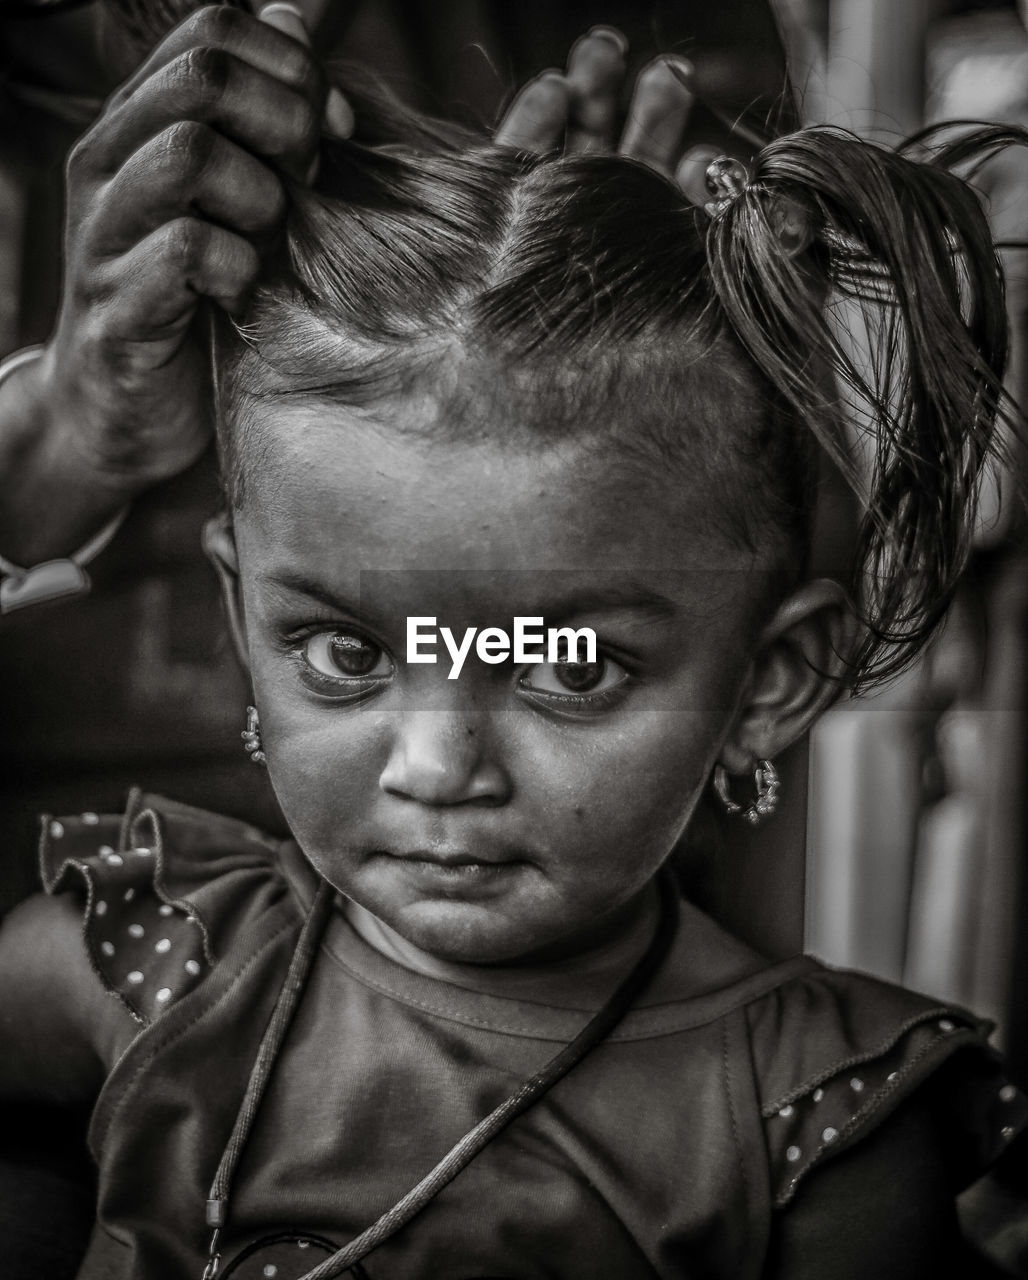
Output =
[{"x1": 0, "y1": 345, "x2": 129, "y2": 614}]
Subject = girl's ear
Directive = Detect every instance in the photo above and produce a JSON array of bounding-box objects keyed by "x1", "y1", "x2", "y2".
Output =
[
  {"x1": 718, "y1": 578, "x2": 857, "y2": 774},
  {"x1": 201, "y1": 514, "x2": 250, "y2": 673}
]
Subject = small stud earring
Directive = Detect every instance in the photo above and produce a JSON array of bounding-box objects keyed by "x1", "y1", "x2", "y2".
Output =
[
  {"x1": 241, "y1": 705, "x2": 266, "y2": 765},
  {"x1": 713, "y1": 760, "x2": 780, "y2": 825}
]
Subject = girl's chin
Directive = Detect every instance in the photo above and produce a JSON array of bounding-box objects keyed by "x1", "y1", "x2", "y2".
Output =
[
  {"x1": 342, "y1": 885, "x2": 578, "y2": 969},
  {"x1": 328, "y1": 855, "x2": 551, "y2": 963},
  {"x1": 328, "y1": 855, "x2": 657, "y2": 969},
  {"x1": 387, "y1": 897, "x2": 561, "y2": 966}
]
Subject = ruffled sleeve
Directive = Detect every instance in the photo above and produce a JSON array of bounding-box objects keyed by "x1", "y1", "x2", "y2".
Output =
[
  {"x1": 39, "y1": 788, "x2": 300, "y2": 1027},
  {"x1": 747, "y1": 965, "x2": 1028, "y2": 1208}
]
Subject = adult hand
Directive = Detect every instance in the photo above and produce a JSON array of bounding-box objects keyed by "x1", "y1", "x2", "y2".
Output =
[
  {"x1": 0, "y1": 2, "x2": 352, "y2": 566},
  {"x1": 496, "y1": 27, "x2": 707, "y2": 197}
]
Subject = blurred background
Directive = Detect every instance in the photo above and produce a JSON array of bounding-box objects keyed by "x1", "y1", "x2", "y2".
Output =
[{"x1": 1, "y1": 1, "x2": 1027, "y2": 1270}]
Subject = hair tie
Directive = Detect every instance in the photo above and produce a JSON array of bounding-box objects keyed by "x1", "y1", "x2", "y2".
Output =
[
  {"x1": 704, "y1": 154, "x2": 815, "y2": 257},
  {"x1": 703, "y1": 155, "x2": 750, "y2": 216}
]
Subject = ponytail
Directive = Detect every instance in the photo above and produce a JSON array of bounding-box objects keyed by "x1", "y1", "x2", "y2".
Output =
[{"x1": 705, "y1": 125, "x2": 1025, "y2": 688}]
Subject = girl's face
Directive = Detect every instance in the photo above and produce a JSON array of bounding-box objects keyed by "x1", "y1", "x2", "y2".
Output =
[{"x1": 231, "y1": 392, "x2": 765, "y2": 966}]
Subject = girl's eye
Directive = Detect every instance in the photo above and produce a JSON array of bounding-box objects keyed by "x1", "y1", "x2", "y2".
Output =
[
  {"x1": 520, "y1": 654, "x2": 628, "y2": 698},
  {"x1": 302, "y1": 631, "x2": 393, "y2": 680}
]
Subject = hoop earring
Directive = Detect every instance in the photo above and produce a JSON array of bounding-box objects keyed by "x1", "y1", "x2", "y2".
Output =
[
  {"x1": 241, "y1": 705, "x2": 266, "y2": 765},
  {"x1": 713, "y1": 760, "x2": 780, "y2": 825}
]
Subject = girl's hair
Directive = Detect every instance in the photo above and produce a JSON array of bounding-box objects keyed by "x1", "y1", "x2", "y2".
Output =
[{"x1": 214, "y1": 80, "x2": 1024, "y2": 692}]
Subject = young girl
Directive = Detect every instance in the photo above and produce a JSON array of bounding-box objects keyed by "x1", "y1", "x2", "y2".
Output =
[{"x1": 2, "y1": 67, "x2": 1028, "y2": 1280}]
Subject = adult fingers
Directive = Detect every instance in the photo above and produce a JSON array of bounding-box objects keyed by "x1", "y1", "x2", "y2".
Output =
[
  {"x1": 495, "y1": 71, "x2": 570, "y2": 153},
  {"x1": 93, "y1": 122, "x2": 288, "y2": 255},
  {"x1": 100, "y1": 218, "x2": 262, "y2": 324},
  {"x1": 109, "y1": 5, "x2": 317, "y2": 112},
  {"x1": 618, "y1": 55, "x2": 695, "y2": 177},
  {"x1": 565, "y1": 27, "x2": 628, "y2": 154},
  {"x1": 73, "y1": 45, "x2": 320, "y2": 186}
]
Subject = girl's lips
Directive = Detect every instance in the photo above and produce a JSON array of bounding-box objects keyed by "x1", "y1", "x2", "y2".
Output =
[
  {"x1": 394, "y1": 850, "x2": 505, "y2": 867},
  {"x1": 379, "y1": 850, "x2": 523, "y2": 889},
  {"x1": 379, "y1": 846, "x2": 526, "y2": 868}
]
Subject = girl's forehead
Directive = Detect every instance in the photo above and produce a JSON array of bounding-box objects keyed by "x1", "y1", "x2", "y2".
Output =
[{"x1": 238, "y1": 397, "x2": 742, "y2": 577}]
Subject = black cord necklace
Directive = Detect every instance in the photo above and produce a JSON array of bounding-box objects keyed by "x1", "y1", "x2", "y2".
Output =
[{"x1": 202, "y1": 873, "x2": 679, "y2": 1280}]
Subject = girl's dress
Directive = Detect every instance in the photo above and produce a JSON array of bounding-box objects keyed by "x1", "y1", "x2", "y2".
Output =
[{"x1": 38, "y1": 791, "x2": 1027, "y2": 1280}]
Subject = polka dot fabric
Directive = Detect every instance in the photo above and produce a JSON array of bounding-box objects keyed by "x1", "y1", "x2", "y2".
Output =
[
  {"x1": 39, "y1": 789, "x2": 290, "y2": 1026},
  {"x1": 757, "y1": 1003, "x2": 1028, "y2": 1208}
]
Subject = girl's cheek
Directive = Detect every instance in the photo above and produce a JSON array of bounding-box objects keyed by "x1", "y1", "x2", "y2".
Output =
[
  {"x1": 264, "y1": 706, "x2": 386, "y2": 809},
  {"x1": 546, "y1": 735, "x2": 702, "y2": 843}
]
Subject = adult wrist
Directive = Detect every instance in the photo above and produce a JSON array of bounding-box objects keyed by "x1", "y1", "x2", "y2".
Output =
[
  {"x1": 0, "y1": 345, "x2": 133, "y2": 608},
  {"x1": 23, "y1": 342, "x2": 164, "y2": 500}
]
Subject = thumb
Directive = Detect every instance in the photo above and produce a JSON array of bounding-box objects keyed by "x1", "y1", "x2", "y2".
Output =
[{"x1": 257, "y1": 0, "x2": 354, "y2": 141}]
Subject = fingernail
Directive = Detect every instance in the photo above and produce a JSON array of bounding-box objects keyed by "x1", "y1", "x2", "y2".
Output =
[
  {"x1": 663, "y1": 54, "x2": 694, "y2": 84},
  {"x1": 535, "y1": 70, "x2": 569, "y2": 105},
  {"x1": 587, "y1": 26, "x2": 629, "y2": 58},
  {"x1": 323, "y1": 85, "x2": 354, "y2": 138},
  {"x1": 258, "y1": 1, "x2": 311, "y2": 46}
]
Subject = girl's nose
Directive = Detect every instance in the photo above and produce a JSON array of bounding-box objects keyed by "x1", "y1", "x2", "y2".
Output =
[{"x1": 378, "y1": 711, "x2": 512, "y2": 806}]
